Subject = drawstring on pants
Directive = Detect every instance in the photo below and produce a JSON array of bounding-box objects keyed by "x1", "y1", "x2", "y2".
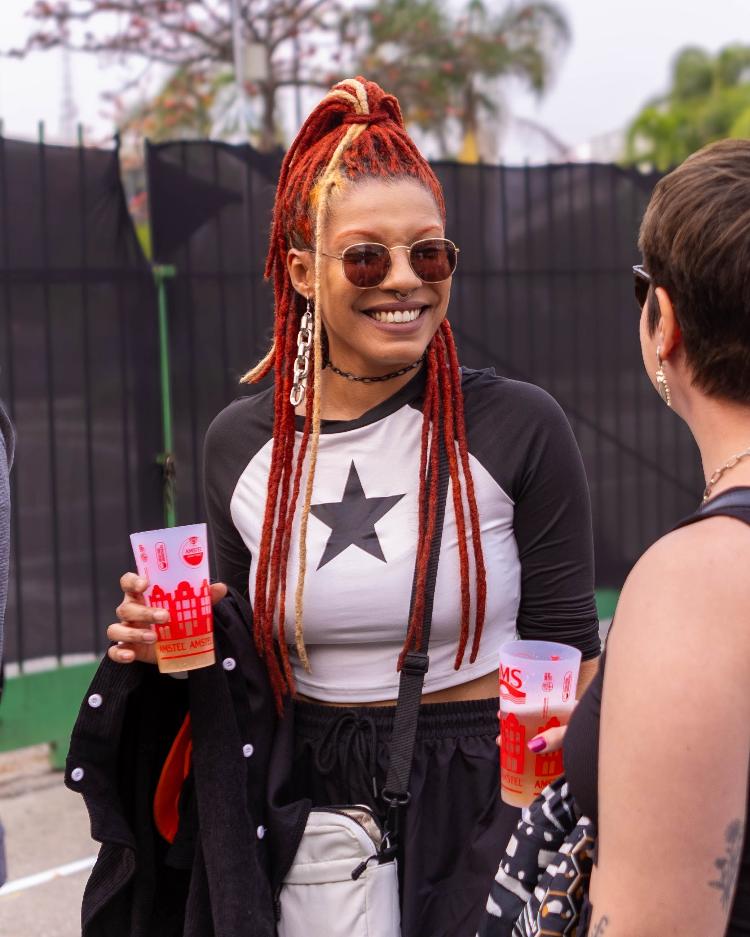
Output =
[{"x1": 312, "y1": 710, "x2": 380, "y2": 804}]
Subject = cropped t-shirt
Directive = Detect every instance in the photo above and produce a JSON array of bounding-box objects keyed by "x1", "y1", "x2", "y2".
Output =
[{"x1": 203, "y1": 367, "x2": 600, "y2": 702}]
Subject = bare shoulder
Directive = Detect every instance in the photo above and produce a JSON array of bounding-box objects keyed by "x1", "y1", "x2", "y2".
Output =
[
  {"x1": 595, "y1": 513, "x2": 750, "y2": 935},
  {"x1": 611, "y1": 514, "x2": 750, "y2": 665}
]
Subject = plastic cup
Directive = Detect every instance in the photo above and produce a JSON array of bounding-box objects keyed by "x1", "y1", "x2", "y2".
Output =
[
  {"x1": 498, "y1": 639, "x2": 581, "y2": 808},
  {"x1": 130, "y1": 523, "x2": 215, "y2": 673}
]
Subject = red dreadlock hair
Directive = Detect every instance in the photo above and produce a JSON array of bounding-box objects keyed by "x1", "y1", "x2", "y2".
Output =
[{"x1": 241, "y1": 77, "x2": 487, "y2": 709}]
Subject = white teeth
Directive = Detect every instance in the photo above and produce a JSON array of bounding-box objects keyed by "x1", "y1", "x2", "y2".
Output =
[{"x1": 370, "y1": 308, "x2": 422, "y2": 323}]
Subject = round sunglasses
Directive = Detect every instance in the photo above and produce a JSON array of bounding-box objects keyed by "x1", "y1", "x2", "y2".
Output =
[
  {"x1": 312, "y1": 238, "x2": 459, "y2": 289},
  {"x1": 633, "y1": 264, "x2": 652, "y2": 308}
]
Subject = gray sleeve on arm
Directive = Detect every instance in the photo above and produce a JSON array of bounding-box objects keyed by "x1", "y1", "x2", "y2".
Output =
[{"x1": 0, "y1": 403, "x2": 14, "y2": 669}]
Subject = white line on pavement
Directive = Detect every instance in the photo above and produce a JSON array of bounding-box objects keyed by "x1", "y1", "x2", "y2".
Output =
[{"x1": 0, "y1": 855, "x2": 96, "y2": 896}]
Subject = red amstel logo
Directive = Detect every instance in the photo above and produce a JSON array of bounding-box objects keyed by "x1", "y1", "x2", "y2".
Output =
[
  {"x1": 156, "y1": 542, "x2": 168, "y2": 571},
  {"x1": 180, "y1": 536, "x2": 204, "y2": 568},
  {"x1": 499, "y1": 664, "x2": 526, "y2": 703}
]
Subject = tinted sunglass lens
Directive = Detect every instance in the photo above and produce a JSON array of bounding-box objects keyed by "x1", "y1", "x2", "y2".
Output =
[
  {"x1": 410, "y1": 239, "x2": 456, "y2": 282},
  {"x1": 341, "y1": 244, "x2": 390, "y2": 288}
]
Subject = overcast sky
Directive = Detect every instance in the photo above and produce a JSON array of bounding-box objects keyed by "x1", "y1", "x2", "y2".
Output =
[{"x1": 1, "y1": 0, "x2": 748, "y2": 156}]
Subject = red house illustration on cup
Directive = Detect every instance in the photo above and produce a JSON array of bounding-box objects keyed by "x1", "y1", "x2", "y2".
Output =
[
  {"x1": 149, "y1": 579, "x2": 212, "y2": 641},
  {"x1": 534, "y1": 716, "x2": 564, "y2": 779},
  {"x1": 500, "y1": 711, "x2": 526, "y2": 775}
]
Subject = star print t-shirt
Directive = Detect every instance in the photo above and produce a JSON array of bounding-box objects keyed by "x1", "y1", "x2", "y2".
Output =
[{"x1": 204, "y1": 367, "x2": 600, "y2": 702}]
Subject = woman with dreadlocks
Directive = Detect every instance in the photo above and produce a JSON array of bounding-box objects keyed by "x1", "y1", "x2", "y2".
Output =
[{"x1": 106, "y1": 78, "x2": 600, "y2": 936}]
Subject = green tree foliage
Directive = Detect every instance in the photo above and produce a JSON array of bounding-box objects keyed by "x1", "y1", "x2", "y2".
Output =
[
  {"x1": 350, "y1": 0, "x2": 570, "y2": 158},
  {"x1": 626, "y1": 44, "x2": 750, "y2": 170}
]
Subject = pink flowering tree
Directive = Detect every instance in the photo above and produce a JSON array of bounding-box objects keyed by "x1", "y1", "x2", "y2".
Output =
[{"x1": 8, "y1": 0, "x2": 349, "y2": 150}]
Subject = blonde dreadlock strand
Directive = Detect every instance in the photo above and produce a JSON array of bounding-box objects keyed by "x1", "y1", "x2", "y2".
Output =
[{"x1": 292, "y1": 91, "x2": 369, "y2": 668}]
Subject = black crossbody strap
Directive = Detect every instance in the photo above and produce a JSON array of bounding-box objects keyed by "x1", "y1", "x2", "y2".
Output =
[{"x1": 382, "y1": 429, "x2": 450, "y2": 807}]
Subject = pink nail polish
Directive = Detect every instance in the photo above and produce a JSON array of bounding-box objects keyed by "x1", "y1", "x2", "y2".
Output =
[{"x1": 528, "y1": 737, "x2": 546, "y2": 753}]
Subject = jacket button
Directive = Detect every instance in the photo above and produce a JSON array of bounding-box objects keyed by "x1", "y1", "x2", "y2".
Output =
[
  {"x1": 71, "y1": 767, "x2": 85, "y2": 782},
  {"x1": 256, "y1": 825, "x2": 266, "y2": 840},
  {"x1": 222, "y1": 657, "x2": 236, "y2": 671},
  {"x1": 242, "y1": 743, "x2": 254, "y2": 758},
  {"x1": 88, "y1": 693, "x2": 103, "y2": 709}
]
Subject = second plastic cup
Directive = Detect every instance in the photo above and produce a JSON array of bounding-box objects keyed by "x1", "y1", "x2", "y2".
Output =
[
  {"x1": 130, "y1": 523, "x2": 215, "y2": 673},
  {"x1": 498, "y1": 639, "x2": 581, "y2": 808}
]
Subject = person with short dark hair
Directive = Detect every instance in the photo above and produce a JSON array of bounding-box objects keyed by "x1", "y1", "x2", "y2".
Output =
[
  {"x1": 563, "y1": 139, "x2": 750, "y2": 935},
  {"x1": 640, "y1": 138, "x2": 750, "y2": 403}
]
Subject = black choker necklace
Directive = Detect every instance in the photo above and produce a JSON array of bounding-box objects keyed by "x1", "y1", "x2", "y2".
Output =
[{"x1": 324, "y1": 355, "x2": 424, "y2": 384}]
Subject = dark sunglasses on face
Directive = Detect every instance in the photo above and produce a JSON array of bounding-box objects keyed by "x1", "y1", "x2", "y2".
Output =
[
  {"x1": 633, "y1": 264, "x2": 652, "y2": 309},
  {"x1": 313, "y1": 238, "x2": 460, "y2": 289}
]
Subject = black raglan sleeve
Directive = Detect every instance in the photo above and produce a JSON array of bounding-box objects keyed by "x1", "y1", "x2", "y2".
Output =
[
  {"x1": 203, "y1": 398, "x2": 260, "y2": 600},
  {"x1": 463, "y1": 370, "x2": 601, "y2": 660},
  {"x1": 511, "y1": 390, "x2": 600, "y2": 659}
]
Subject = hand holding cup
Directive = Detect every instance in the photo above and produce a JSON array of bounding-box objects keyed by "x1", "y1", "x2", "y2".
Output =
[
  {"x1": 107, "y1": 573, "x2": 227, "y2": 666},
  {"x1": 497, "y1": 639, "x2": 582, "y2": 807}
]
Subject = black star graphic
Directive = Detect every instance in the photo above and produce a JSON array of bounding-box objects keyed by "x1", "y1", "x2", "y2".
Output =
[{"x1": 310, "y1": 461, "x2": 405, "y2": 569}]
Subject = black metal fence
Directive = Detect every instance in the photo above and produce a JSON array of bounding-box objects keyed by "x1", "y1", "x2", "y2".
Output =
[
  {"x1": 0, "y1": 136, "x2": 705, "y2": 667},
  {"x1": 0, "y1": 135, "x2": 162, "y2": 669}
]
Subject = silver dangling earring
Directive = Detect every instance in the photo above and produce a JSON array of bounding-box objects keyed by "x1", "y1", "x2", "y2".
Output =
[
  {"x1": 290, "y1": 297, "x2": 313, "y2": 407},
  {"x1": 655, "y1": 346, "x2": 672, "y2": 407}
]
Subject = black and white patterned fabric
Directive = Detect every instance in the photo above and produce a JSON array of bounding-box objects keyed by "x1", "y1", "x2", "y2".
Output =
[{"x1": 478, "y1": 776, "x2": 596, "y2": 937}]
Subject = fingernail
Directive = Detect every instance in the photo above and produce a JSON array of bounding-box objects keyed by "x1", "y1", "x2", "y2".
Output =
[
  {"x1": 528, "y1": 737, "x2": 546, "y2": 753},
  {"x1": 135, "y1": 578, "x2": 147, "y2": 590},
  {"x1": 143, "y1": 630, "x2": 157, "y2": 642},
  {"x1": 153, "y1": 611, "x2": 169, "y2": 623},
  {"x1": 120, "y1": 649, "x2": 134, "y2": 661}
]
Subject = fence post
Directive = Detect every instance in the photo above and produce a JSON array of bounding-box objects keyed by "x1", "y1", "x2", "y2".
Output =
[{"x1": 152, "y1": 264, "x2": 177, "y2": 528}]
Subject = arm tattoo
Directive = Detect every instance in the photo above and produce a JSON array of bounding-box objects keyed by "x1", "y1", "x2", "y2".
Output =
[
  {"x1": 709, "y1": 819, "x2": 745, "y2": 911},
  {"x1": 589, "y1": 916, "x2": 609, "y2": 936}
]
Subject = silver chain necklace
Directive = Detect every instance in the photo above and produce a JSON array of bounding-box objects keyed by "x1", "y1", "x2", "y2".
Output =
[
  {"x1": 702, "y1": 445, "x2": 750, "y2": 503},
  {"x1": 324, "y1": 355, "x2": 424, "y2": 384}
]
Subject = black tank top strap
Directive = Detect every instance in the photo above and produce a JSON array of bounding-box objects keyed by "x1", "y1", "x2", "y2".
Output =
[{"x1": 672, "y1": 486, "x2": 750, "y2": 531}]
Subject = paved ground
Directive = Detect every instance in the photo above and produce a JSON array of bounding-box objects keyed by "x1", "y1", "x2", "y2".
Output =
[{"x1": 0, "y1": 746, "x2": 96, "y2": 937}]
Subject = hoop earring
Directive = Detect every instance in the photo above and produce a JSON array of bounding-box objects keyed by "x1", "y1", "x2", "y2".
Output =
[
  {"x1": 290, "y1": 297, "x2": 313, "y2": 407},
  {"x1": 655, "y1": 346, "x2": 672, "y2": 407}
]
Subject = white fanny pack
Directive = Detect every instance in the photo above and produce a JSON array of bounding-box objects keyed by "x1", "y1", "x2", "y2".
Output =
[
  {"x1": 277, "y1": 805, "x2": 400, "y2": 937},
  {"x1": 276, "y1": 435, "x2": 450, "y2": 937}
]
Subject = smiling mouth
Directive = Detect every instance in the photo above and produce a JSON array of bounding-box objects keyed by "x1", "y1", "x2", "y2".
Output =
[{"x1": 363, "y1": 306, "x2": 427, "y2": 324}]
